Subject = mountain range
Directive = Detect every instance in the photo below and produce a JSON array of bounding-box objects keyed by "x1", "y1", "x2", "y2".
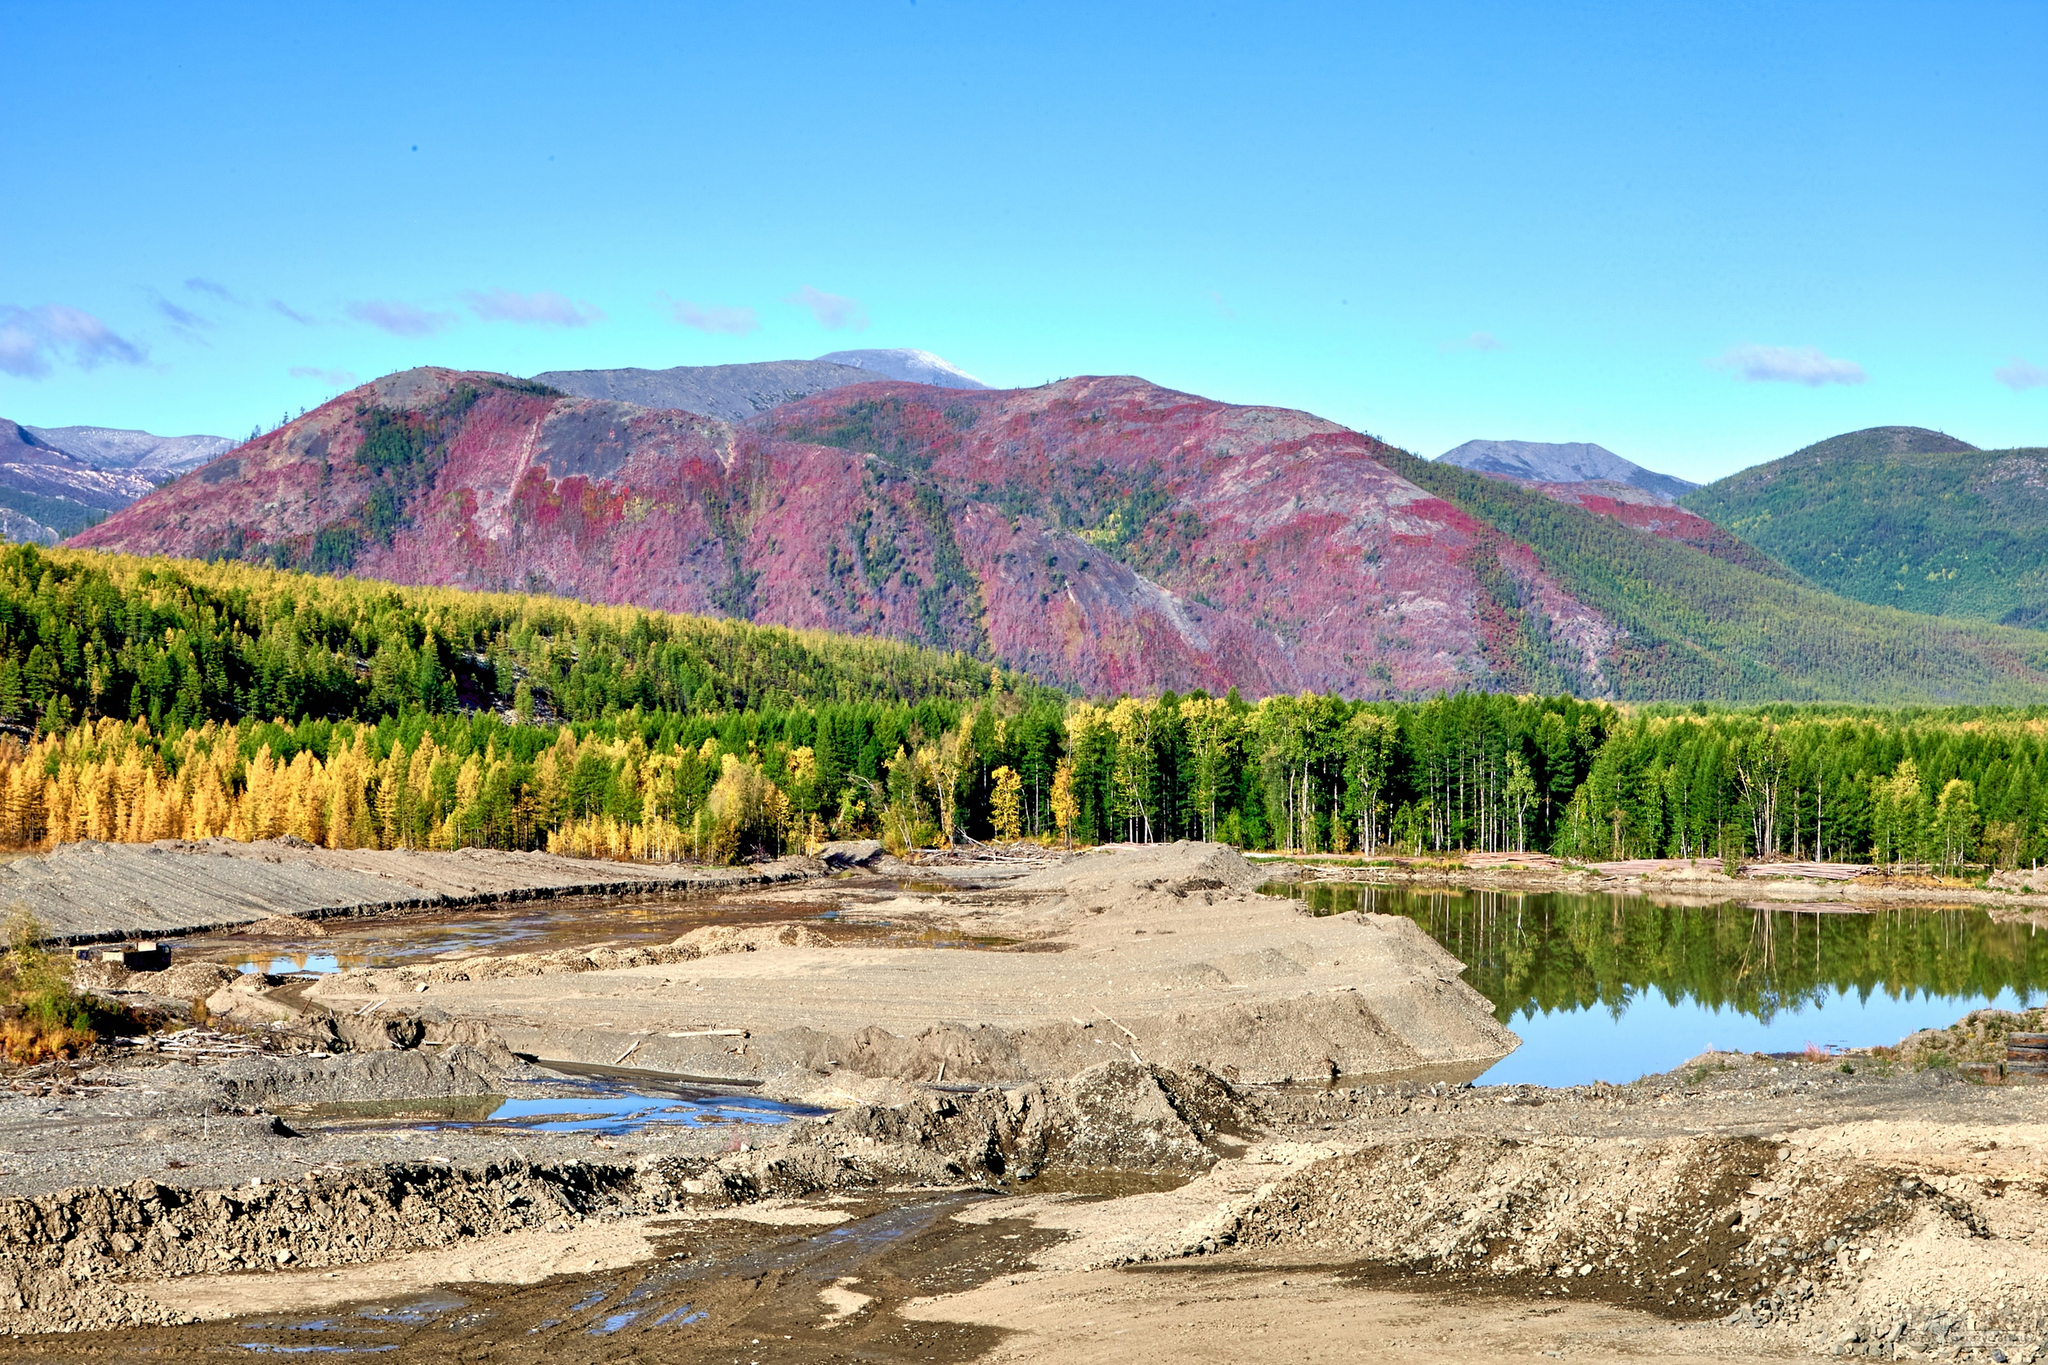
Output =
[
  {"x1": 0, "y1": 420, "x2": 233, "y2": 544},
  {"x1": 23, "y1": 423, "x2": 233, "y2": 476},
  {"x1": 69, "y1": 366, "x2": 2048, "y2": 703}
]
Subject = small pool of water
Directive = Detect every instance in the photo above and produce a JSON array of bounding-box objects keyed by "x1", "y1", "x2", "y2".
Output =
[
  {"x1": 298, "y1": 1070, "x2": 829, "y2": 1135},
  {"x1": 1262, "y1": 881, "x2": 2048, "y2": 1087},
  {"x1": 470, "y1": 1087, "x2": 822, "y2": 1135},
  {"x1": 180, "y1": 893, "x2": 855, "y2": 976}
]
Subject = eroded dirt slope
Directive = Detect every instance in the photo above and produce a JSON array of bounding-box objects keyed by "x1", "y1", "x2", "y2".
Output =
[{"x1": 300, "y1": 842, "x2": 1520, "y2": 1089}]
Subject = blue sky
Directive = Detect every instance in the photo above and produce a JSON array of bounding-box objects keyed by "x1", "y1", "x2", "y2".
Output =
[{"x1": 3, "y1": 1, "x2": 2042, "y2": 481}]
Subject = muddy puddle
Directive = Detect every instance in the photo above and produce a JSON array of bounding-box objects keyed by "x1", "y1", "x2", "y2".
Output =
[
  {"x1": 290, "y1": 1064, "x2": 829, "y2": 1137},
  {"x1": 172, "y1": 873, "x2": 1014, "y2": 977},
  {"x1": 0, "y1": 1195, "x2": 1060, "y2": 1364},
  {"x1": 1264, "y1": 880, "x2": 2048, "y2": 1085}
]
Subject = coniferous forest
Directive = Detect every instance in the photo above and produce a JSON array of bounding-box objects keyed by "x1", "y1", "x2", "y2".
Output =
[{"x1": 3, "y1": 545, "x2": 2048, "y2": 871}]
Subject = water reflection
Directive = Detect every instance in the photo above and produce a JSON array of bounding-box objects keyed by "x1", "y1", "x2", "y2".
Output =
[{"x1": 1263, "y1": 881, "x2": 2048, "y2": 1085}]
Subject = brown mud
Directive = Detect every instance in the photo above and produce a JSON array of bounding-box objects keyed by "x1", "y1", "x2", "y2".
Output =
[{"x1": 0, "y1": 1195, "x2": 1055, "y2": 1364}]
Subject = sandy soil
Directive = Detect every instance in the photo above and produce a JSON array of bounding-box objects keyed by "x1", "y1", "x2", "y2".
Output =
[
  {"x1": 0, "y1": 836, "x2": 821, "y2": 942},
  {"x1": 882, "y1": 1052, "x2": 2048, "y2": 1362},
  {"x1": 902, "y1": 1267, "x2": 1789, "y2": 1363},
  {"x1": 298, "y1": 842, "x2": 1520, "y2": 1090}
]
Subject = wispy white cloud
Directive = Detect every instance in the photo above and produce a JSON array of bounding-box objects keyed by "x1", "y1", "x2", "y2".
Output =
[
  {"x1": 1440, "y1": 330, "x2": 1504, "y2": 353},
  {"x1": 346, "y1": 299, "x2": 456, "y2": 338},
  {"x1": 185, "y1": 277, "x2": 241, "y2": 304},
  {"x1": 0, "y1": 304, "x2": 148, "y2": 378},
  {"x1": 271, "y1": 299, "x2": 317, "y2": 325},
  {"x1": 786, "y1": 285, "x2": 868, "y2": 332},
  {"x1": 1711, "y1": 343, "x2": 1865, "y2": 386},
  {"x1": 662, "y1": 295, "x2": 760, "y2": 335},
  {"x1": 289, "y1": 365, "x2": 360, "y2": 389},
  {"x1": 1995, "y1": 357, "x2": 2048, "y2": 392},
  {"x1": 1205, "y1": 290, "x2": 1238, "y2": 322},
  {"x1": 464, "y1": 288, "x2": 604, "y2": 328}
]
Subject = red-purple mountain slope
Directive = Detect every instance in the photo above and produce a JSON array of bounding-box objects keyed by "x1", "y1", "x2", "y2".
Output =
[{"x1": 72, "y1": 367, "x2": 1631, "y2": 698}]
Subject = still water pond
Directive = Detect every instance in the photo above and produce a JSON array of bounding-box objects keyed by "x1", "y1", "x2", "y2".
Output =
[{"x1": 1263, "y1": 882, "x2": 2048, "y2": 1087}]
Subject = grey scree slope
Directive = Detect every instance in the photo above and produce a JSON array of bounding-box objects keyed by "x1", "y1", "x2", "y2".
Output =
[{"x1": 0, "y1": 839, "x2": 816, "y2": 943}]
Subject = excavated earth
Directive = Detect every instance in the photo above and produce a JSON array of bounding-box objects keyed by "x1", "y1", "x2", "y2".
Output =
[
  {"x1": 0, "y1": 836, "x2": 822, "y2": 942},
  {"x1": 0, "y1": 841, "x2": 2041, "y2": 1362},
  {"x1": 289, "y1": 840, "x2": 1521, "y2": 1094}
]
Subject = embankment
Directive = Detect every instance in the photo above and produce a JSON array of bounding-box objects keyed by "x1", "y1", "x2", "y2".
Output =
[
  {"x1": 303, "y1": 841, "x2": 1522, "y2": 1088},
  {"x1": 0, "y1": 837, "x2": 820, "y2": 943}
]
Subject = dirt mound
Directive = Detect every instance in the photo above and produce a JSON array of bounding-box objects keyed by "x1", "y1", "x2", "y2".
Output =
[
  {"x1": 1223, "y1": 1129, "x2": 2048, "y2": 1358},
  {"x1": 1882, "y1": 1005, "x2": 2048, "y2": 1074},
  {"x1": 390, "y1": 920, "x2": 835, "y2": 987},
  {"x1": 229, "y1": 916, "x2": 328, "y2": 937},
  {"x1": 1008, "y1": 841, "x2": 1263, "y2": 898},
  {"x1": 307, "y1": 835, "x2": 1517, "y2": 1087},
  {"x1": 207, "y1": 1045, "x2": 510, "y2": 1109},
  {"x1": 813, "y1": 1062, "x2": 1250, "y2": 1185},
  {"x1": 1046, "y1": 1061, "x2": 1243, "y2": 1173},
  {"x1": 72, "y1": 959, "x2": 237, "y2": 1001},
  {"x1": 0, "y1": 1159, "x2": 638, "y2": 1334},
  {"x1": 815, "y1": 839, "x2": 884, "y2": 869}
]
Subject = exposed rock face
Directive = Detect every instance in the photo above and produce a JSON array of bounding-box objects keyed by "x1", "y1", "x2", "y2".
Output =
[{"x1": 77, "y1": 367, "x2": 1627, "y2": 698}]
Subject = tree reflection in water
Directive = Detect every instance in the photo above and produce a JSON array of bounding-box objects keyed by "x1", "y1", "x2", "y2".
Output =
[{"x1": 1263, "y1": 883, "x2": 2048, "y2": 1027}]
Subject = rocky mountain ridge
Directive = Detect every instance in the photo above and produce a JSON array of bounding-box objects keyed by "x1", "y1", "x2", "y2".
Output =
[
  {"x1": 24, "y1": 423, "x2": 233, "y2": 475},
  {"x1": 68, "y1": 372, "x2": 2048, "y2": 702},
  {"x1": 533, "y1": 351, "x2": 987, "y2": 424},
  {"x1": 0, "y1": 419, "x2": 233, "y2": 544},
  {"x1": 1439, "y1": 438, "x2": 1697, "y2": 502}
]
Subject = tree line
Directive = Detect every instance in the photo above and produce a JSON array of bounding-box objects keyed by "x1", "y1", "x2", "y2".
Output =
[
  {"x1": 9, "y1": 685, "x2": 2048, "y2": 872},
  {"x1": 9, "y1": 546, "x2": 2048, "y2": 869}
]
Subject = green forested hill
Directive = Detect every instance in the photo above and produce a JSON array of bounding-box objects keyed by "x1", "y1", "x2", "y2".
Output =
[
  {"x1": 1680, "y1": 427, "x2": 2048, "y2": 627},
  {"x1": 0, "y1": 545, "x2": 1024, "y2": 734},
  {"x1": 1386, "y1": 445, "x2": 2048, "y2": 704}
]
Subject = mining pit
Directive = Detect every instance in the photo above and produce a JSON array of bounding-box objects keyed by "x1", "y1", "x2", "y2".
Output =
[{"x1": 0, "y1": 839, "x2": 2043, "y2": 1362}]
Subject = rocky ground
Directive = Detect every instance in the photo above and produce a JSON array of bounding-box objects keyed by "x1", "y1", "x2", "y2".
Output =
[{"x1": 0, "y1": 842, "x2": 2038, "y2": 1361}]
